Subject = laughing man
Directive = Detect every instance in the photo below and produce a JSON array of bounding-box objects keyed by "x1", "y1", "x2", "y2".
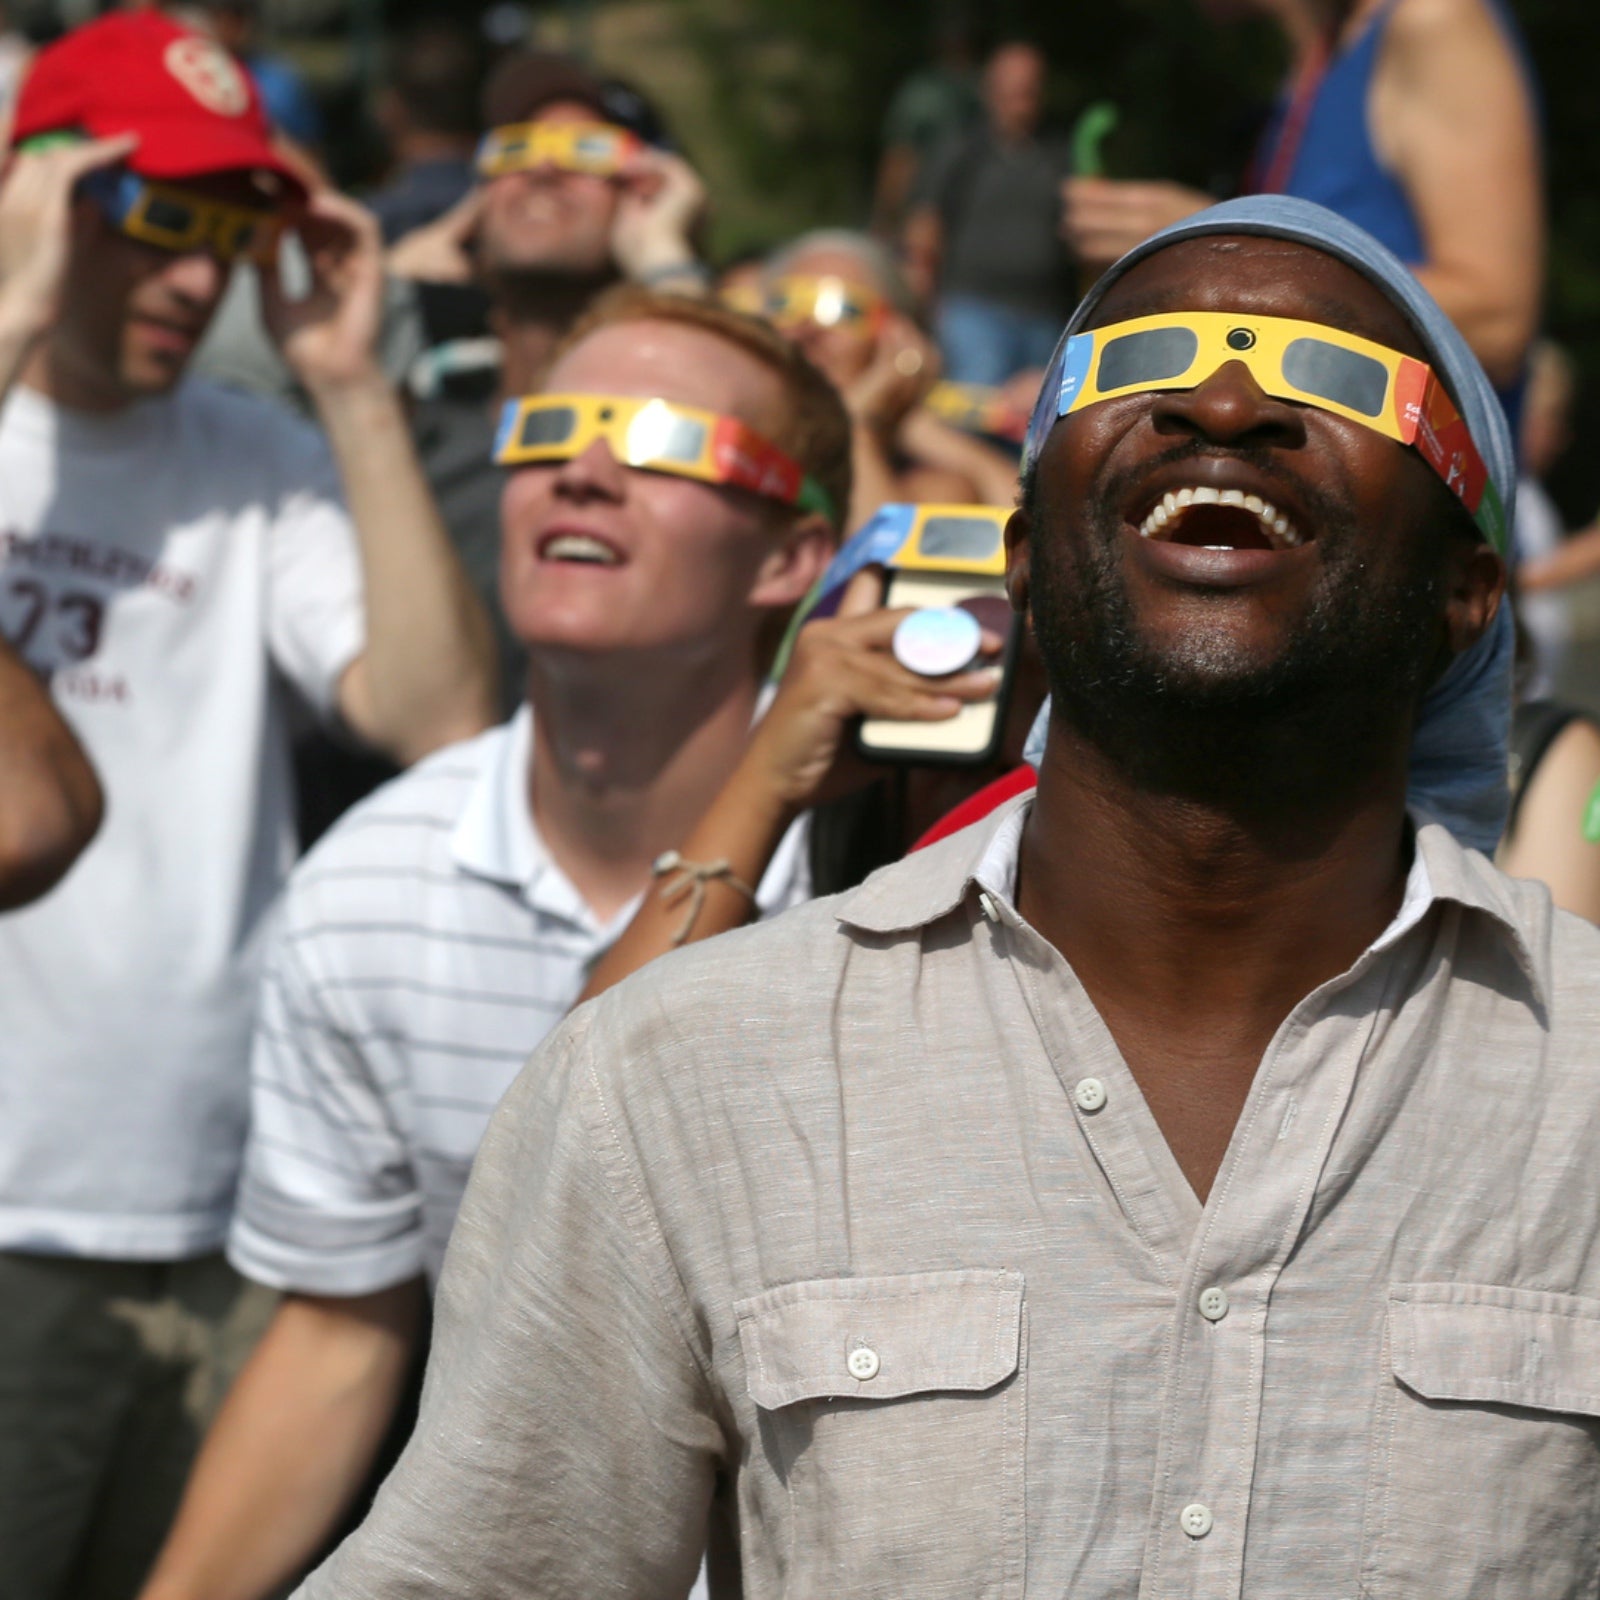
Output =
[{"x1": 301, "y1": 198, "x2": 1600, "y2": 1599}]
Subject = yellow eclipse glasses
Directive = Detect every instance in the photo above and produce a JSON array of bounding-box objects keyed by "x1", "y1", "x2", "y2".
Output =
[
  {"x1": 492, "y1": 393, "x2": 835, "y2": 521},
  {"x1": 1050, "y1": 310, "x2": 1505, "y2": 552},
  {"x1": 84, "y1": 169, "x2": 279, "y2": 262},
  {"x1": 475, "y1": 120, "x2": 640, "y2": 180},
  {"x1": 761, "y1": 275, "x2": 887, "y2": 336}
]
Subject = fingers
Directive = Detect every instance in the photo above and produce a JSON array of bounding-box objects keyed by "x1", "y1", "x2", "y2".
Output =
[
  {"x1": 54, "y1": 134, "x2": 139, "y2": 184},
  {"x1": 1, "y1": 134, "x2": 136, "y2": 212},
  {"x1": 849, "y1": 655, "x2": 1003, "y2": 722},
  {"x1": 437, "y1": 184, "x2": 488, "y2": 241},
  {"x1": 298, "y1": 190, "x2": 380, "y2": 254},
  {"x1": 836, "y1": 568, "x2": 886, "y2": 619},
  {"x1": 791, "y1": 608, "x2": 1005, "y2": 721}
]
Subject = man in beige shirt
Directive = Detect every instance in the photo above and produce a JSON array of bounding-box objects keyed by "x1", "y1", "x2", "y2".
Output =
[{"x1": 298, "y1": 199, "x2": 1600, "y2": 1599}]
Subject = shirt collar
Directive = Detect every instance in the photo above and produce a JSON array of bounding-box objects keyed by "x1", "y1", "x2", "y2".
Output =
[
  {"x1": 450, "y1": 704, "x2": 538, "y2": 887},
  {"x1": 448, "y1": 706, "x2": 597, "y2": 927},
  {"x1": 446, "y1": 695, "x2": 804, "y2": 934},
  {"x1": 836, "y1": 794, "x2": 1548, "y2": 1007}
]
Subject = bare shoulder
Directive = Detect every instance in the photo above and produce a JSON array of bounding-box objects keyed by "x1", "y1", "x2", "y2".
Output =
[{"x1": 1382, "y1": 0, "x2": 1517, "y2": 65}]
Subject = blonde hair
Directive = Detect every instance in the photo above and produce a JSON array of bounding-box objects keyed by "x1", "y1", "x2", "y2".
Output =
[{"x1": 545, "y1": 286, "x2": 853, "y2": 534}]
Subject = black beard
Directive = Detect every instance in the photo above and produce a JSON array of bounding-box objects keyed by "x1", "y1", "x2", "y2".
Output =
[{"x1": 1029, "y1": 446, "x2": 1451, "y2": 809}]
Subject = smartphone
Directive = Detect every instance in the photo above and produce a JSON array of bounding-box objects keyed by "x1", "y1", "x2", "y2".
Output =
[{"x1": 855, "y1": 506, "x2": 1019, "y2": 767}]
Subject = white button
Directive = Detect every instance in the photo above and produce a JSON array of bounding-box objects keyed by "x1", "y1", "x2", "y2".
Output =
[
  {"x1": 847, "y1": 1346, "x2": 880, "y2": 1380},
  {"x1": 1198, "y1": 1286, "x2": 1230, "y2": 1322},
  {"x1": 1180, "y1": 1502, "x2": 1214, "y2": 1539},
  {"x1": 1074, "y1": 1077, "x2": 1107, "y2": 1113},
  {"x1": 978, "y1": 890, "x2": 1001, "y2": 922}
]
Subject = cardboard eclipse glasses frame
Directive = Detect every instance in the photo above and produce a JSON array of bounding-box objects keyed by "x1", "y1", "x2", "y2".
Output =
[
  {"x1": 71, "y1": 168, "x2": 279, "y2": 262},
  {"x1": 493, "y1": 392, "x2": 835, "y2": 521},
  {"x1": 759, "y1": 275, "x2": 887, "y2": 336},
  {"x1": 769, "y1": 501, "x2": 1013, "y2": 679},
  {"x1": 475, "y1": 120, "x2": 641, "y2": 180},
  {"x1": 1050, "y1": 310, "x2": 1506, "y2": 554}
]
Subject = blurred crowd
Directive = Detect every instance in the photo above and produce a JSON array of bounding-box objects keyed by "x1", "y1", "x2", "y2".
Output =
[{"x1": 1, "y1": 1, "x2": 1598, "y2": 1597}]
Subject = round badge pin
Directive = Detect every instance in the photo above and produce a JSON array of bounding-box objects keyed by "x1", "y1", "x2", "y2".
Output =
[{"x1": 893, "y1": 606, "x2": 982, "y2": 677}]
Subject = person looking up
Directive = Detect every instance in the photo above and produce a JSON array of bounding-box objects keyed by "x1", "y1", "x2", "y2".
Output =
[
  {"x1": 134, "y1": 290, "x2": 871, "y2": 1600},
  {"x1": 388, "y1": 51, "x2": 710, "y2": 709},
  {"x1": 761, "y1": 230, "x2": 1019, "y2": 528},
  {"x1": 903, "y1": 40, "x2": 1075, "y2": 385},
  {"x1": 1063, "y1": 0, "x2": 1543, "y2": 395},
  {"x1": 292, "y1": 198, "x2": 1600, "y2": 1600},
  {"x1": 0, "y1": 14, "x2": 495, "y2": 1595}
]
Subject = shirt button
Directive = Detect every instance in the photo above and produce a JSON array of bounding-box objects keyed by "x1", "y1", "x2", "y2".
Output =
[
  {"x1": 847, "y1": 1346, "x2": 880, "y2": 1380},
  {"x1": 1180, "y1": 1502, "x2": 1214, "y2": 1539},
  {"x1": 1074, "y1": 1077, "x2": 1107, "y2": 1113},
  {"x1": 1198, "y1": 1286, "x2": 1230, "y2": 1322}
]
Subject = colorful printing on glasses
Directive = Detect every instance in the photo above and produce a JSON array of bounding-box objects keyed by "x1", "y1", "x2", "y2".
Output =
[
  {"x1": 1051, "y1": 310, "x2": 1506, "y2": 553},
  {"x1": 492, "y1": 393, "x2": 834, "y2": 520},
  {"x1": 82, "y1": 169, "x2": 278, "y2": 262},
  {"x1": 475, "y1": 120, "x2": 640, "y2": 179}
]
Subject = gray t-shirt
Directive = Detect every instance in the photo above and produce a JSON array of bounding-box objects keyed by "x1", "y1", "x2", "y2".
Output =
[{"x1": 918, "y1": 128, "x2": 1074, "y2": 319}]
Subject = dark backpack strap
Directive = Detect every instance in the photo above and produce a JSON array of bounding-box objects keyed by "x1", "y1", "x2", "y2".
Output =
[{"x1": 1507, "y1": 699, "x2": 1586, "y2": 837}]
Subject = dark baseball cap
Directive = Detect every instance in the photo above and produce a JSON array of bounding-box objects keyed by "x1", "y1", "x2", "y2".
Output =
[{"x1": 480, "y1": 50, "x2": 674, "y2": 148}]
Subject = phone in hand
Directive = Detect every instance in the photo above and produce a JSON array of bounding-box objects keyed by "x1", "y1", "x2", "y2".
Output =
[{"x1": 853, "y1": 505, "x2": 1020, "y2": 767}]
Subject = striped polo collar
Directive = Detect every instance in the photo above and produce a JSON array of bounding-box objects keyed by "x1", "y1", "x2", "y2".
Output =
[{"x1": 448, "y1": 705, "x2": 596, "y2": 928}]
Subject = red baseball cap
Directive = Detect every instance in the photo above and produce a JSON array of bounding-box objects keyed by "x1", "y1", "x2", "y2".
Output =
[{"x1": 12, "y1": 11, "x2": 306, "y2": 205}]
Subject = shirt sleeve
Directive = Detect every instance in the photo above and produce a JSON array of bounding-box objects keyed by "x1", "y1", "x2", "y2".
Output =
[
  {"x1": 263, "y1": 416, "x2": 366, "y2": 720},
  {"x1": 294, "y1": 1008, "x2": 720, "y2": 1600},
  {"x1": 228, "y1": 902, "x2": 426, "y2": 1297}
]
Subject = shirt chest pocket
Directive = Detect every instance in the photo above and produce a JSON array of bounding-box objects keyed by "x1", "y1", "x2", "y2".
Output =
[
  {"x1": 1362, "y1": 1284, "x2": 1600, "y2": 1600},
  {"x1": 735, "y1": 1268, "x2": 1025, "y2": 1600}
]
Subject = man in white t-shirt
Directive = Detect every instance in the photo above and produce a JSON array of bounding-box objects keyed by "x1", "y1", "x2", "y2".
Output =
[
  {"x1": 135, "y1": 287, "x2": 850, "y2": 1600},
  {"x1": 0, "y1": 13, "x2": 496, "y2": 1595}
]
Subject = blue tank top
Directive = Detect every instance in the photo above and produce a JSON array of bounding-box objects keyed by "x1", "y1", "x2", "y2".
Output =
[
  {"x1": 1271, "y1": 0, "x2": 1425, "y2": 262},
  {"x1": 1253, "y1": 0, "x2": 1535, "y2": 467}
]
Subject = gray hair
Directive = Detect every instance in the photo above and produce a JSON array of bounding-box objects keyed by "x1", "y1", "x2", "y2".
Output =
[{"x1": 764, "y1": 230, "x2": 919, "y2": 319}]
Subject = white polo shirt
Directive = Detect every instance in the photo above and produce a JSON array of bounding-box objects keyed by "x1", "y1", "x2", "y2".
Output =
[
  {"x1": 0, "y1": 379, "x2": 365, "y2": 1260},
  {"x1": 230, "y1": 705, "x2": 812, "y2": 1293}
]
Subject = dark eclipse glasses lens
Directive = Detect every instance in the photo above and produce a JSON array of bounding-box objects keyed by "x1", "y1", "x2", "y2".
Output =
[
  {"x1": 917, "y1": 515, "x2": 1004, "y2": 562},
  {"x1": 140, "y1": 195, "x2": 197, "y2": 236},
  {"x1": 1281, "y1": 338, "x2": 1390, "y2": 418},
  {"x1": 1096, "y1": 323, "x2": 1391, "y2": 420},
  {"x1": 1098, "y1": 325, "x2": 1199, "y2": 391},
  {"x1": 517, "y1": 406, "x2": 579, "y2": 449}
]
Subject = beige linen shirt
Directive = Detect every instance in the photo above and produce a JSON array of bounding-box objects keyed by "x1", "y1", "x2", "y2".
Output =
[{"x1": 302, "y1": 797, "x2": 1600, "y2": 1600}]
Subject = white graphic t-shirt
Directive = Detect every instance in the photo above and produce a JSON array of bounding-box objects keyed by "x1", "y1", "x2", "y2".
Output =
[{"x1": 0, "y1": 379, "x2": 365, "y2": 1259}]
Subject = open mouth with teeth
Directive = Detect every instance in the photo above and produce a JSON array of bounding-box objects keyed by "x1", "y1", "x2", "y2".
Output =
[
  {"x1": 1136, "y1": 486, "x2": 1304, "y2": 551},
  {"x1": 539, "y1": 533, "x2": 624, "y2": 567}
]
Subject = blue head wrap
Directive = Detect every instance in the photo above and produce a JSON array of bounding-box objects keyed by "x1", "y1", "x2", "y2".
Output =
[{"x1": 1020, "y1": 195, "x2": 1515, "y2": 854}]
